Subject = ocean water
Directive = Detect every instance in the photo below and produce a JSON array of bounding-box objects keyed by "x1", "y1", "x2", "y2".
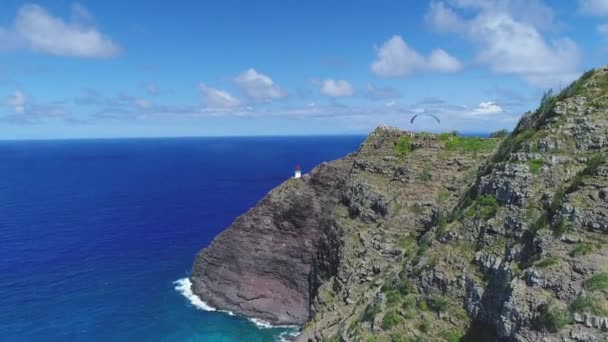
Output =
[{"x1": 0, "y1": 136, "x2": 364, "y2": 342}]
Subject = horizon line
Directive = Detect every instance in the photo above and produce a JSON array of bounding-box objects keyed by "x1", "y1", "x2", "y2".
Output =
[{"x1": 0, "y1": 130, "x2": 493, "y2": 142}]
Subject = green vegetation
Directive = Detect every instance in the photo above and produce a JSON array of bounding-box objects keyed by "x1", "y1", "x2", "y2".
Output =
[
  {"x1": 535, "y1": 256, "x2": 559, "y2": 268},
  {"x1": 441, "y1": 331, "x2": 461, "y2": 342},
  {"x1": 417, "y1": 298, "x2": 429, "y2": 311},
  {"x1": 585, "y1": 272, "x2": 608, "y2": 292},
  {"x1": 537, "y1": 301, "x2": 571, "y2": 332},
  {"x1": 527, "y1": 159, "x2": 544, "y2": 174},
  {"x1": 418, "y1": 168, "x2": 432, "y2": 182},
  {"x1": 553, "y1": 218, "x2": 570, "y2": 237},
  {"x1": 567, "y1": 155, "x2": 605, "y2": 193},
  {"x1": 389, "y1": 332, "x2": 407, "y2": 342},
  {"x1": 438, "y1": 190, "x2": 450, "y2": 203},
  {"x1": 444, "y1": 136, "x2": 498, "y2": 153},
  {"x1": 438, "y1": 131, "x2": 458, "y2": 142},
  {"x1": 491, "y1": 127, "x2": 537, "y2": 164},
  {"x1": 362, "y1": 299, "x2": 382, "y2": 322},
  {"x1": 382, "y1": 311, "x2": 402, "y2": 330},
  {"x1": 419, "y1": 320, "x2": 431, "y2": 333},
  {"x1": 409, "y1": 205, "x2": 424, "y2": 215},
  {"x1": 489, "y1": 129, "x2": 510, "y2": 138},
  {"x1": 395, "y1": 136, "x2": 411, "y2": 157},
  {"x1": 466, "y1": 194, "x2": 499, "y2": 221},
  {"x1": 569, "y1": 242, "x2": 595, "y2": 257},
  {"x1": 428, "y1": 295, "x2": 449, "y2": 313},
  {"x1": 570, "y1": 293, "x2": 608, "y2": 315}
]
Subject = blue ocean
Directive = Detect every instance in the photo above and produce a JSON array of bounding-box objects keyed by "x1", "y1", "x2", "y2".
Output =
[{"x1": 0, "y1": 136, "x2": 364, "y2": 342}]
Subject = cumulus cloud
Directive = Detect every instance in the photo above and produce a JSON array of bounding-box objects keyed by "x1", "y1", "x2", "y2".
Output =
[
  {"x1": 234, "y1": 68, "x2": 286, "y2": 101},
  {"x1": 371, "y1": 35, "x2": 462, "y2": 77},
  {"x1": 199, "y1": 84, "x2": 240, "y2": 108},
  {"x1": 320, "y1": 79, "x2": 355, "y2": 97},
  {"x1": 6, "y1": 91, "x2": 26, "y2": 114},
  {"x1": 580, "y1": 0, "x2": 608, "y2": 16},
  {"x1": 0, "y1": 4, "x2": 120, "y2": 58},
  {"x1": 426, "y1": 1, "x2": 581, "y2": 87},
  {"x1": 470, "y1": 101, "x2": 503, "y2": 116}
]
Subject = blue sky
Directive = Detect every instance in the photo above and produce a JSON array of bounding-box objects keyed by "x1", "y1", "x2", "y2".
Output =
[{"x1": 1, "y1": 0, "x2": 607, "y2": 139}]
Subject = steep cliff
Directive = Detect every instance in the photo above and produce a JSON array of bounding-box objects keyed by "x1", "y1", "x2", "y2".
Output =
[{"x1": 192, "y1": 65, "x2": 608, "y2": 341}]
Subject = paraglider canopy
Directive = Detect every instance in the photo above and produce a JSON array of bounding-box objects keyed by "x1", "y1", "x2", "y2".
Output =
[{"x1": 410, "y1": 113, "x2": 440, "y2": 124}]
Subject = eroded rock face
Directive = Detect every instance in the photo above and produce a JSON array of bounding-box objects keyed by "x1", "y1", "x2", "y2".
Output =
[{"x1": 191, "y1": 161, "x2": 350, "y2": 325}]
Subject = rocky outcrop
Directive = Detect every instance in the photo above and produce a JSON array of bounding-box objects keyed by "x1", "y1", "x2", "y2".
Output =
[
  {"x1": 191, "y1": 161, "x2": 350, "y2": 325},
  {"x1": 191, "y1": 66, "x2": 608, "y2": 341}
]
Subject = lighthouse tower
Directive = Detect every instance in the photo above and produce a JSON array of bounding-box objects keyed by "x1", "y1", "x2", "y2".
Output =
[{"x1": 294, "y1": 164, "x2": 302, "y2": 178}]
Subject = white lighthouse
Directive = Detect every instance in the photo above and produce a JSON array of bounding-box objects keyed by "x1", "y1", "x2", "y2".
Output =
[{"x1": 294, "y1": 164, "x2": 302, "y2": 178}]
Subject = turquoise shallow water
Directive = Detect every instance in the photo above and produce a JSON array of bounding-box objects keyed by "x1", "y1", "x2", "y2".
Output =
[{"x1": 0, "y1": 136, "x2": 364, "y2": 342}]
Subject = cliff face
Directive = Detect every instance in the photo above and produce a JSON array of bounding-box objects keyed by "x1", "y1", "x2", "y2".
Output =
[
  {"x1": 191, "y1": 157, "x2": 353, "y2": 325},
  {"x1": 192, "y1": 66, "x2": 608, "y2": 342}
]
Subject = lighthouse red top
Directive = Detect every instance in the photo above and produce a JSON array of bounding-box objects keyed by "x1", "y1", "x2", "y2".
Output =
[{"x1": 295, "y1": 164, "x2": 301, "y2": 170}]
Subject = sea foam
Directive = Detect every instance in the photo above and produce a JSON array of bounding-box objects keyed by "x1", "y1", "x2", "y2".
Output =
[
  {"x1": 173, "y1": 277, "x2": 216, "y2": 312},
  {"x1": 175, "y1": 277, "x2": 299, "y2": 337}
]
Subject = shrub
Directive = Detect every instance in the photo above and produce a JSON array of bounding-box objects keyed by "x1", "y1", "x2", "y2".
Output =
[
  {"x1": 466, "y1": 195, "x2": 500, "y2": 221},
  {"x1": 585, "y1": 272, "x2": 608, "y2": 292},
  {"x1": 570, "y1": 293, "x2": 608, "y2": 315},
  {"x1": 386, "y1": 291, "x2": 400, "y2": 307},
  {"x1": 362, "y1": 299, "x2": 382, "y2": 322},
  {"x1": 395, "y1": 136, "x2": 411, "y2": 157},
  {"x1": 389, "y1": 332, "x2": 407, "y2": 342},
  {"x1": 442, "y1": 331, "x2": 461, "y2": 342},
  {"x1": 570, "y1": 242, "x2": 594, "y2": 257},
  {"x1": 567, "y1": 155, "x2": 605, "y2": 193},
  {"x1": 527, "y1": 159, "x2": 544, "y2": 174},
  {"x1": 537, "y1": 301, "x2": 571, "y2": 332},
  {"x1": 382, "y1": 310, "x2": 402, "y2": 330},
  {"x1": 402, "y1": 295, "x2": 417, "y2": 311},
  {"x1": 418, "y1": 168, "x2": 432, "y2": 182},
  {"x1": 419, "y1": 320, "x2": 431, "y2": 333},
  {"x1": 417, "y1": 298, "x2": 428, "y2": 311},
  {"x1": 397, "y1": 274, "x2": 413, "y2": 295},
  {"x1": 438, "y1": 190, "x2": 450, "y2": 203},
  {"x1": 428, "y1": 295, "x2": 449, "y2": 313},
  {"x1": 553, "y1": 218, "x2": 570, "y2": 237},
  {"x1": 535, "y1": 256, "x2": 559, "y2": 268}
]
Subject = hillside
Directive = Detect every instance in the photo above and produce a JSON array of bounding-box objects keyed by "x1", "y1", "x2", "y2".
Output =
[{"x1": 192, "y1": 65, "x2": 608, "y2": 342}]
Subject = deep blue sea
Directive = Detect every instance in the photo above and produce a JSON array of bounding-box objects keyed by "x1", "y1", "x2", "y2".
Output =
[{"x1": 0, "y1": 136, "x2": 364, "y2": 342}]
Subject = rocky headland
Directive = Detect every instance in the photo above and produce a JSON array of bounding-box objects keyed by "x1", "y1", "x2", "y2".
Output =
[{"x1": 192, "y1": 66, "x2": 608, "y2": 341}]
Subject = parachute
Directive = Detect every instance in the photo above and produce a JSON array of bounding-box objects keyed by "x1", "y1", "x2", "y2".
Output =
[{"x1": 410, "y1": 113, "x2": 440, "y2": 124}]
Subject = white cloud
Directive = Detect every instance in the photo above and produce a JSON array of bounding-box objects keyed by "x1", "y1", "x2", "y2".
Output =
[
  {"x1": 135, "y1": 99, "x2": 151, "y2": 109},
  {"x1": 234, "y1": 68, "x2": 286, "y2": 101},
  {"x1": 580, "y1": 0, "x2": 608, "y2": 16},
  {"x1": 470, "y1": 101, "x2": 503, "y2": 116},
  {"x1": 0, "y1": 4, "x2": 120, "y2": 58},
  {"x1": 320, "y1": 79, "x2": 355, "y2": 97},
  {"x1": 426, "y1": 1, "x2": 581, "y2": 87},
  {"x1": 385, "y1": 100, "x2": 396, "y2": 107},
  {"x1": 427, "y1": 49, "x2": 463, "y2": 72},
  {"x1": 425, "y1": 1, "x2": 467, "y2": 33},
  {"x1": 371, "y1": 35, "x2": 462, "y2": 77},
  {"x1": 6, "y1": 91, "x2": 26, "y2": 114},
  {"x1": 199, "y1": 84, "x2": 240, "y2": 108}
]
